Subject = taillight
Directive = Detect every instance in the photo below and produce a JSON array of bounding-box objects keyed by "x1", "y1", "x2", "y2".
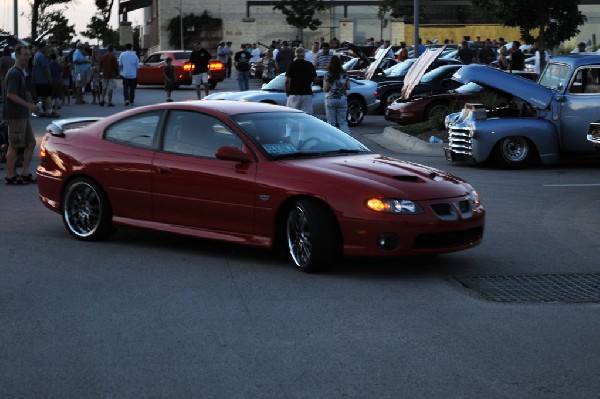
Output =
[
  {"x1": 183, "y1": 62, "x2": 193, "y2": 71},
  {"x1": 209, "y1": 61, "x2": 224, "y2": 71},
  {"x1": 39, "y1": 136, "x2": 47, "y2": 160}
]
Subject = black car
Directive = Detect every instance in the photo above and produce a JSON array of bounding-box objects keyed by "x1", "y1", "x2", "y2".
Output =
[{"x1": 374, "y1": 63, "x2": 464, "y2": 111}]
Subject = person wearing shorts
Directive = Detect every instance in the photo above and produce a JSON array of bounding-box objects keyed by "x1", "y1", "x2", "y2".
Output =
[
  {"x1": 189, "y1": 42, "x2": 211, "y2": 99},
  {"x1": 3, "y1": 45, "x2": 40, "y2": 185},
  {"x1": 99, "y1": 44, "x2": 119, "y2": 106},
  {"x1": 72, "y1": 43, "x2": 91, "y2": 104}
]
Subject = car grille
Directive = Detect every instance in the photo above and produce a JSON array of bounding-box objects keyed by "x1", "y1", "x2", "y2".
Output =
[
  {"x1": 448, "y1": 127, "x2": 473, "y2": 155},
  {"x1": 413, "y1": 227, "x2": 483, "y2": 249},
  {"x1": 429, "y1": 199, "x2": 473, "y2": 221}
]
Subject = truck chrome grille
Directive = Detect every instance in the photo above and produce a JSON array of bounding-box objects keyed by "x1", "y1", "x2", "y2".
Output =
[{"x1": 448, "y1": 128, "x2": 473, "y2": 155}]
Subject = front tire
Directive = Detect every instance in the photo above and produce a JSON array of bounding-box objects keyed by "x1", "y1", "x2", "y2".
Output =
[
  {"x1": 425, "y1": 101, "x2": 449, "y2": 121},
  {"x1": 62, "y1": 178, "x2": 113, "y2": 241},
  {"x1": 346, "y1": 97, "x2": 365, "y2": 127},
  {"x1": 286, "y1": 199, "x2": 340, "y2": 272},
  {"x1": 494, "y1": 136, "x2": 532, "y2": 168}
]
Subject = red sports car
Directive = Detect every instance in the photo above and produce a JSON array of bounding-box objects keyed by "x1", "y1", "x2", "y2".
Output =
[
  {"x1": 37, "y1": 101, "x2": 485, "y2": 272},
  {"x1": 137, "y1": 50, "x2": 225, "y2": 89}
]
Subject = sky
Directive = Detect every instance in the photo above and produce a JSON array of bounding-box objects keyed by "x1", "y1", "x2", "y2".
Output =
[{"x1": 3, "y1": 0, "x2": 142, "y2": 41}]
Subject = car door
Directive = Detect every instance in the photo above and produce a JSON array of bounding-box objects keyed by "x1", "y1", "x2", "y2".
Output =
[
  {"x1": 98, "y1": 110, "x2": 164, "y2": 221},
  {"x1": 138, "y1": 53, "x2": 163, "y2": 84},
  {"x1": 562, "y1": 66, "x2": 600, "y2": 152},
  {"x1": 152, "y1": 109, "x2": 258, "y2": 234}
]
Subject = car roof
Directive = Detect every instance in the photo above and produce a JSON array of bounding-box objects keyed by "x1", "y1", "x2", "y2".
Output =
[
  {"x1": 134, "y1": 100, "x2": 303, "y2": 116},
  {"x1": 547, "y1": 53, "x2": 600, "y2": 68}
]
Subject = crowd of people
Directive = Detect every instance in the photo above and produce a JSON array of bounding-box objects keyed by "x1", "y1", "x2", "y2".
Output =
[{"x1": 1, "y1": 41, "x2": 140, "y2": 185}]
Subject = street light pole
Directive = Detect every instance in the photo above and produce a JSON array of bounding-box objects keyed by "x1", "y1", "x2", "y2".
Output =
[{"x1": 179, "y1": 0, "x2": 184, "y2": 50}]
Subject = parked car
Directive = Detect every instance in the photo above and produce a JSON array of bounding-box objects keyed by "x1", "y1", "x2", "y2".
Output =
[
  {"x1": 37, "y1": 101, "x2": 485, "y2": 272},
  {"x1": 340, "y1": 42, "x2": 398, "y2": 80},
  {"x1": 204, "y1": 70, "x2": 379, "y2": 127},
  {"x1": 385, "y1": 81, "x2": 507, "y2": 125},
  {"x1": 137, "y1": 50, "x2": 225, "y2": 89},
  {"x1": 445, "y1": 55, "x2": 600, "y2": 168},
  {"x1": 376, "y1": 64, "x2": 463, "y2": 111}
]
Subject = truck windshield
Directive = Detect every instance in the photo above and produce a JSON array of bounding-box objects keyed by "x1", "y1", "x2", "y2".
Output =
[{"x1": 538, "y1": 63, "x2": 570, "y2": 92}]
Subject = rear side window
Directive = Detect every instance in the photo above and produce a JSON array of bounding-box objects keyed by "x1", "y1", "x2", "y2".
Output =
[
  {"x1": 173, "y1": 51, "x2": 192, "y2": 60},
  {"x1": 104, "y1": 111, "x2": 162, "y2": 149}
]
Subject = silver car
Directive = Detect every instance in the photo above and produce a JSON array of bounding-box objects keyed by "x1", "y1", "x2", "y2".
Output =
[{"x1": 204, "y1": 71, "x2": 379, "y2": 127}]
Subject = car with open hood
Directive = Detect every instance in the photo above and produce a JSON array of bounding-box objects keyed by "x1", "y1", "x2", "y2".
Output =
[
  {"x1": 203, "y1": 70, "x2": 379, "y2": 127},
  {"x1": 36, "y1": 101, "x2": 485, "y2": 273},
  {"x1": 445, "y1": 55, "x2": 600, "y2": 167}
]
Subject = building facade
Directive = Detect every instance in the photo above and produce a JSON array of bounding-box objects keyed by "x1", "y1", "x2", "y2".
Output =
[{"x1": 118, "y1": 0, "x2": 600, "y2": 53}]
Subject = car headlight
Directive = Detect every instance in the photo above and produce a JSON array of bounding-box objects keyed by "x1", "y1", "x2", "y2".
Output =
[
  {"x1": 366, "y1": 198, "x2": 424, "y2": 214},
  {"x1": 468, "y1": 190, "x2": 481, "y2": 207}
]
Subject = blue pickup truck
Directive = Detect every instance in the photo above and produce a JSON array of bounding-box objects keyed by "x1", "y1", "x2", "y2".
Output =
[{"x1": 444, "y1": 54, "x2": 600, "y2": 168}]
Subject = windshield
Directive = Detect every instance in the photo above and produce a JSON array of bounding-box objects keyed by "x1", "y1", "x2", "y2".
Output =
[
  {"x1": 384, "y1": 60, "x2": 414, "y2": 77},
  {"x1": 231, "y1": 112, "x2": 370, "y2": 159},
  {"x1": 261, "y1": 74, "x2": 286, "y2": 91},
  {"x1": 174, "y1": 51, "x2": 192, "y2": 60},
  {"x1": 420, "y1": 65, "x2": 456, "y2": 83},
  {"x1": 538, "y1": 63, "x2": 570, "y2": 91}
]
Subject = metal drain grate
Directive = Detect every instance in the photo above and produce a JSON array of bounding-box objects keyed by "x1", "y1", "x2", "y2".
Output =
[{"x1": 453, "y1": 273, "x2": 600, "y2": 303}]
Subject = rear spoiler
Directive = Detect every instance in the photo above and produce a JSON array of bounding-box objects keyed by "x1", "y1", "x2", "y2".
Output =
[{"x1": 46, "y1": 117, "x2": 103, "y2": 136}]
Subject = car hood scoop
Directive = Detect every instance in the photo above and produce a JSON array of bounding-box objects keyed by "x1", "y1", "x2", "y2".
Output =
[{"x1": 286, "y1": 154, "x2": 470, "y2": 200}]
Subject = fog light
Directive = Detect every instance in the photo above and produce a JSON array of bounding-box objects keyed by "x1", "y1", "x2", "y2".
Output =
[{"x1": 377, "y1": 233, "x2": 399, "y2": 250}]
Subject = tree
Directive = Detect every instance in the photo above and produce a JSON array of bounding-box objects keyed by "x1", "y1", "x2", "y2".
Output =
[
  {"x1": 81, "y1": 0, "x2": 116, "y2": 43},
  {"x1": 273, "y1": 0, "x2": 326, "y2": 42},
  {"x1": 29, "y1": 0, "x2": 70, "y2": 41},
  {"x1": 472, "y1": 0, "x2": 586, "y2": 51},
  {"x1": 378, "y1": 0, "x2": 428, "y2": 24},
  {"x1": 38, "y1": 10, "x2": 76, "y2": 45}
]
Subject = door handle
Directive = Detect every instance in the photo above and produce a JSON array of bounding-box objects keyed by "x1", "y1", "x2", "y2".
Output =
[{"x1": 157, "y1": 166, "x2": 171, "y2": 174}]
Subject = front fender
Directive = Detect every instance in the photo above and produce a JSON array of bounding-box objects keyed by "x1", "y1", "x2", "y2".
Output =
[{"x1": 472, "y1": 118, "x2": 560, "y2": 164}]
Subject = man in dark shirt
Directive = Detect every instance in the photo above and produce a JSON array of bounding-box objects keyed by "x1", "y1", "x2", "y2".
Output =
[
  {"x1": 275, "y1": 41, "x2": 294, "y2": 75},
  {"x1": 509, "y1": 41, "x2": 526, "y2": 72},
  {"x1": 189, "y1": 41, "x2": 211, "y2": 99},
  {"x1": 285, "y1": 47, "x2": 317, "y2": 114},
  {"x1": 3, "y1": 45, "x2": 40, "y2": 185},
  {"x1": 234, "y1": 44, "x2": 251, "y2": 91}
]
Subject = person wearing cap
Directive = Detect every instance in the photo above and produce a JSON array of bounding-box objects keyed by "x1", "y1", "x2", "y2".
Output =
[
  {"x1": 72, "y1": 42, "x2": 91, "y2": 104},
  {"x1": 285, "y1": 47, "x2": 317, "y2": 114}
]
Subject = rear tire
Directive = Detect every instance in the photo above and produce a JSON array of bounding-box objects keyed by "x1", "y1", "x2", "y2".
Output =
[
  {"x1": 208, "y1": 81, "x2": 217, "y2": 90},
  {"x1": 286, "y1": 199, "x2": 340, "y2": 273},
  {"x1": 62, "y1": 178, "x2": 113, "y2": 241}
]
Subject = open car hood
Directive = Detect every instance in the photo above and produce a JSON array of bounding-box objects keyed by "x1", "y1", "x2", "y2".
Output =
[
  {"x1": 341, "y1": 42, "x2": 372, "y2": 65},
  {"x1": 364, "y1": 46, "x2": 394, "y2": 81},
  {"x1": 452, "y1": 64, "x2": 554, "y2": 109},
  {"x1": 400, "y1": 46, "x2": 447, "y2": 100}
]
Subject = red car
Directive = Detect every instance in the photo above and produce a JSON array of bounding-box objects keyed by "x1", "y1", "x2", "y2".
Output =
[
  {"x1": 37, "y1": 101, "x2": 485, "y2": 272},
  {"x1": 137, "y1": 50, "x2": 225, "y2": 89}
]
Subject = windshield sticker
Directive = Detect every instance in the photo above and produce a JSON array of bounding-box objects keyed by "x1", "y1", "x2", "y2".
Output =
[{"x1": 263, "y1": 143, "x2": 297, "y2": 154}]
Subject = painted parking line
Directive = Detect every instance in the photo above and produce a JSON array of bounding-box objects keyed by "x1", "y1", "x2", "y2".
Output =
[{"x1": 543, "y1": 184, "x2": 600, "y2": 187}]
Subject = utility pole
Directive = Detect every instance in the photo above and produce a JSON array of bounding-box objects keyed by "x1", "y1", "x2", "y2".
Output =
[
  {"x1": 14, "y1": 0, "x2": 18, "y2": 37},
  {"x1": 413, "y1": 0, "x2": 420, "y2": 57}
]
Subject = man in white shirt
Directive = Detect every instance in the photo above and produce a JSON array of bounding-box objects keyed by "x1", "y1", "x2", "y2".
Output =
[
  {"x1": 250, "y1": 43, "x2": 261, "y2": 63},
  {"x1": 118, "y1": 43, "x2": 139, "y2": 106}
]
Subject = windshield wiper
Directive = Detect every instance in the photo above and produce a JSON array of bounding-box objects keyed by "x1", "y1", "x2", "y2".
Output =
[{"x1": 270, "y1": 149, "x2": 366, "y2": 160}]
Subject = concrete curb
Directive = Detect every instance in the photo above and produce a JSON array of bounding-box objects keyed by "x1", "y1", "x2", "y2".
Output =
[{"x1": 366, "y1": 127, "x2": 446, "y2": 156}]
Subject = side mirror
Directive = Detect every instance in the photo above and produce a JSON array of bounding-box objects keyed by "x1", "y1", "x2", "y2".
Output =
[{"x1": 215, "y1": 146, "x2": 253, "y2": 163}]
